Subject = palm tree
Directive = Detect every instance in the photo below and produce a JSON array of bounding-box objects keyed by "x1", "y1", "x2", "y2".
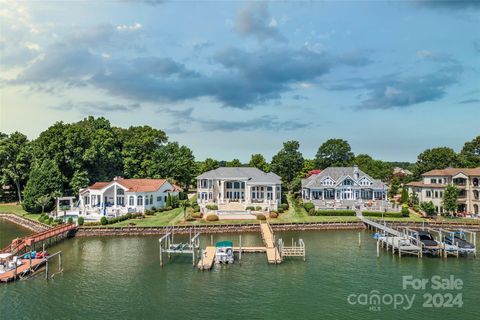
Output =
[
  {"x1": 35, "y1": 194, "x2": 51, "y2": 214},
  {"x1": 179, "y1": 200, "x2": 191, "y2": 221}
]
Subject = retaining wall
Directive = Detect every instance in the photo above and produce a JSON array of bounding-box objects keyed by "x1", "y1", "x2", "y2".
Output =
[{"x1": 0, "y1": 213, "x2": 51, "y2": 233}]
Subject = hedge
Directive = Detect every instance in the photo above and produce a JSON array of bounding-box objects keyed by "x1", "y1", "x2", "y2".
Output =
[
  {"x1": 269, "y1": 211, "x2": 278, "y2": 218},
  {"x1": 362, "y1": 211, "x2": 404, "y2": 218},
  {"x1": 246, "y1": 206, "x2": 255, "y2": 211},
  {"x1": 206, "y1": 214, "x2": 219, "y2": 221},
  {"x1": 206, "y1": 204, "x2": 218, "y2": 210},
  {"x1": 77, "y1": 217, "x2": 84, "y2": 226},
  {"x1": 309, "y1": 210, "x2": 356, "y2": 216},
  {"x1": 303, "y1": 202, "x2": 315, "y2": 212},
  {"x1": 256, "y1": 214, "x2": 266, "y2": 220}
]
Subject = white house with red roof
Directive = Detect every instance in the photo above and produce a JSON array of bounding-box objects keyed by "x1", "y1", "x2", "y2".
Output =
[{"x1": 76, "y1": 177, "x2": 182, "y2": 218}]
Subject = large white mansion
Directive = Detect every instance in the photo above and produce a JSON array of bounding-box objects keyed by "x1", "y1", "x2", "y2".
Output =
[
  {"x1": 301, "y1": 165, "x2": 388, "y2": 211},
  {"x1": 196, "y1": 167, "x2": 282, "y2": 211}
]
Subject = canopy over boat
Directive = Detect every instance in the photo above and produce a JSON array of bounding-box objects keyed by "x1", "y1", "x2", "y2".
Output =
[{"x1": 215, "y1": 241, "x2": 233, "y2": 248}]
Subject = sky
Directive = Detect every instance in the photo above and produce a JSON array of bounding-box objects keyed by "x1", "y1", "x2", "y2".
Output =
[{"x1": 0, "y1": 0, "x2": 479, "y2": 162}]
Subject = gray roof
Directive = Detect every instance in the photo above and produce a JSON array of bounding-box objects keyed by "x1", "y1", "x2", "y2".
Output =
[
  {"x1": 302, "y1": 166, "x2": 386, "y2": 189},
  {"x1": 197, "y1": 167, "x2": 281, "y2": 184}
]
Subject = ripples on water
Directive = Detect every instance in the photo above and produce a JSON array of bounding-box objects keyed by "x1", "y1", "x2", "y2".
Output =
[{"x1": 1, "y1": 221, "x2": 479, "y2": 320}]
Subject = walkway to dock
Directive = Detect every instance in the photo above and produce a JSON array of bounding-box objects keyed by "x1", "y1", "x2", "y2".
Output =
[
  {"x1": 356, "y1": 211, "x2": 402, "y2": 236},
  {"x1": 260, "y1": 223, "x2": 281, "y2": 264},
  {"x1": 0, "y1": 223, "x2": 76, "y2": 255}
]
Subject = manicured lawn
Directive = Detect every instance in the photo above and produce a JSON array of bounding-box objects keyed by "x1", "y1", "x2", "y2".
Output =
[
  {"x1": 106, "y1": 208, "x2": 185, "y2": 227},
  {"x1": 0, "y1": 204, "x2": 43, "y2": 222}
]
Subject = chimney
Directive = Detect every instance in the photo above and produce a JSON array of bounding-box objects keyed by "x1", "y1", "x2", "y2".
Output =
[{"x1": 353, "y1": 165, "x2": 359, "y2": 179}]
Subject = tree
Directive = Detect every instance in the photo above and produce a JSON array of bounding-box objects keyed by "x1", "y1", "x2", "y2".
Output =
[
  {"x1": 179, "y1": 200, "x2": 190, "y2": 220},
  {"x1": 35, "y1": 194, "x2": 51, "y2": 214},
  {"x1": 388, "y1": 177, "x2": 400, "y2": 199},
  {"x1": 0, "y1": 132, "x2": 31, "y2": 202},
  {"x1": 409, "y1": 191, "x2": 419, "y2": 207},
  {"x1": 443, "y1": 184, "x2": 459, "y2": 216},
  {"x1": 315, "y1": 139, "x2": 354, "y2": 169},
  {"x1": 270, "y1": 141, "x2": 304, "y2": 189},
  {"x1": 400, "y1": 186, "x2": 409, "y2": 204},
  {"x1": 249, "y1": 154, "x2": 269, "y2": 171},
  {"x1": 413, "y1": 147, "x2": 460, "y2": 178},
  {"x1": 197, "y1": 158, "x2": 220, "y2": 174},
  {"x1": 460, "y1": 136, "x2": 480, "y2": 167},
  {"x1": 354, "y1": 154, "x2": 392, "y2": 181},
  {"x1": 420, "y1": 201, "x2": 436, "y2": 216},
  {"x1": 22, "y1": 159, "x2": 64, "y2": 213},
  {"x1": 119, "y1": 125, "x2": 168, "y2": 178},
  {"x1": 166, "y1": 193, "x2": 172, "y2": 207},
  {"x1": 225, "y1": 159, "x2": 242, "y2": 167},
  {"x1": 150, "y1": 142, "x2": 196, "y2": 189},
  {"x1": 71, "y1": 170, "x2": 90, "y2": 193}
]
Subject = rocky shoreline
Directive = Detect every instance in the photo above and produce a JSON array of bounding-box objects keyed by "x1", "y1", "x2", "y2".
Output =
[{"x1": 0, "y1": 213, "x2": 50, "y2": 233}]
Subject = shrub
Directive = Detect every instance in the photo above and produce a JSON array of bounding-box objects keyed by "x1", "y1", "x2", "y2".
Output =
[
  {"x1": 67, "y1": 217, "x2": 73, "y2": 224},
  {"x1": 269, "y1": 211, "x2": 278, "y2": 218},
  {"x1": 151, "y1": 206, "x2": 156, "y2": 211},
  {"x1": 126, "y1": 213, "x2": 132, "y2": 219},
  {"x1": 192, "y1": 212, "x2": 203, "y2": 219},
  {"x1": 48, "y1": 217, "x2": 54, "y2": 225},
  {"x1": 77, "y1": 217, "x2": 84, "y2": 226},
  {"x1": 206, "y1": 214, "x2": 219, "y2": 221},
  {"x1": 362, "y1": 211, "x2": 404, "y2": 218},
  {"x1": 420, "y1": 201, "x2": 436, "y2": 216},
  {"x1": 84, "y1": 221, "x2": 100, "y2": 226},
  {"x1": 246, "y1": 206, "x2": 255, "y2": 211},
  {"x1": 144, "y1": 209, "x2": 155, "y2": 216},
  {"x1": 206, "y1": 204, "x2": 218, "y2": 210},
  {"x1": 304, "y1": 202, "x2": 315, "y2": 212},
  {"x1": 256, "y1": 214, "x2": 266, "y2": 220},
  {"x1": 310, "y1": 210, "x2": 355, "y2": 216},
  {"x1": 280, "y1": 203, "x2": 289, "y2": 210},
  {"x1": 277, "y1": 208, "x2": 284, "y2": 214},
  {"x1": 401, "y1": 205, "x2": 410, "y2": 217},
  {"x1": 100, "y1": 217, "x2": 108, "y2": 225},
  {"x1": 255, "y1": 206, "x2": 262, "y2": 211}
]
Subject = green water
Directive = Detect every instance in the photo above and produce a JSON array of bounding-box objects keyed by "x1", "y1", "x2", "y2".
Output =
[{"x1": 1, "y1": 219, "x2": 479, "y2": 319}]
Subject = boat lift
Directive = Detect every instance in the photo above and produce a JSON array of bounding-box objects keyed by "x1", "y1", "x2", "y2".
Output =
[{"x1": 159, "y1": 227, "x2": 201, "y2": 267}]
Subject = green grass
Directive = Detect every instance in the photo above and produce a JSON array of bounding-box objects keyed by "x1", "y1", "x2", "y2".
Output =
[
  {"x1": 106, "y1": 208, "x2": 185, "y2": 227},
  {"x1": 0, "y1": 204, "x2": 43, "y2": 222}
]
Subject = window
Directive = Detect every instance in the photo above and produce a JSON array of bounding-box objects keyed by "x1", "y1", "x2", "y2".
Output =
[
  {"x1": 234, "y1": 182, "x2": 240, "y2": 188},
  {"x1": 129, "y1": 196, "x2": 134, "y2": 206},
  {"x1": 157, "y1": 196, "x2": 161, "y2": 202},
  {"x1": 426, "y1": 191, "x2": 431, "y2": 198},
  {"x1": 434, "y1": 191, "x2": 439, "y2": 198},
  {"x1": 431, "y1": 179, "x2": 437, "y2": 184},
  {"x1": 150, "y1": 195, "x2": 153, "y2": 205},
  {"x1": 137, "y1": 195, "x2": 143, "y2": 206},
  {"x1": 438, "y1": 179, "x2": 442, "y2": 184},
  {"x1": 164, "y1": 196, "x2": 167, "y2": 202}
]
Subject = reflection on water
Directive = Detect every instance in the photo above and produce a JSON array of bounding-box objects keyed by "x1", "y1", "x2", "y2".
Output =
[{"x1": 0, "y1": 221, "x2": 479, "y2": 319}]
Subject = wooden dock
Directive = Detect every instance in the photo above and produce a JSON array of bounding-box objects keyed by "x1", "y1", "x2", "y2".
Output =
[
  {"x1": 197, "y1": 246, "x2": 216, "y2": 270},
  {"x1": 260, "y1": 223, "x2": 282, "y2": 264},
  {"x1": 0, "y1": 258, "x2": 46, "y2": 283}
]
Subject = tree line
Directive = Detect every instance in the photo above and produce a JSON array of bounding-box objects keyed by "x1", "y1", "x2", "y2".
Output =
[{"x1": 1, "y1": 116, "x2": 479, "y2": 213}]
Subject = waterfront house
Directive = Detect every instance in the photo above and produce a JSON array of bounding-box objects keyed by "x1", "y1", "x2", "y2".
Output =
[
  {"x1": 406, "y1": 168, "x2": 480, "y2": 216},
  {"x1": 77, "y1": 177, "x2": 182, "y2": 218},
  {"x1": 196, "y1": 167, "x2": 282, "y2": 211},
  {"x1": 301, "y1": 165, "x2": 389, "y2": 211}
]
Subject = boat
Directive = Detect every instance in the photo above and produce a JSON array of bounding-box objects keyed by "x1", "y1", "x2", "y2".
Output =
[
  {"x1": 214, "y1": 241, "x2": 234, "y2": 264},
  {"x1": 444, "y1": 232, "x2": 476, "y2": 254},
  {"x1": 0, "y1": 252, "x2": 47, "y2": 283},
  {"x1": 415, "y1": 230, "x2": 441, "y2": 254}
]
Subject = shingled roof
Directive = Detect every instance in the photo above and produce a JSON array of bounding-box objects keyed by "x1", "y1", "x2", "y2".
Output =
[
  {"x1": 197, "y1": 167, "x2": 281, "y2": 184},
  {"x1": 301, "y1": 166, "x2": 386, "y2": 189},
  {"x1": 421, "y1": 168, "x2": 480, "y2": 177},
  {"x1": 85, "y1": 178, "x2": 182, "y2": 193}
]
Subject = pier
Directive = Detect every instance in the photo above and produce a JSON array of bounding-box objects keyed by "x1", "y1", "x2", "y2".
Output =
[{"x1": 159, "y1": 227, "x2": 201, "y2": 267}]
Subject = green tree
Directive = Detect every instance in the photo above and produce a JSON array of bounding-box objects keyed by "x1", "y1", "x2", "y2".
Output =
[
  {"x1": 151, "y1": 142, "x2": 196, "y2": 189},
  {"x1": 248, "y1": 154, "x2": 269, "y2": 171},
  {"x1": 0, "y1": 132, "x2": 31, "y2": 202},
  {"x1": 119, "y1": 125, "x2": 168, "y2": 178},
  {"x1": 409, "y1": 191, "x2": 419, "y2": 207},
  {"x1": 197, "y1": 158, "x2": 220, "y2": 174},
  {"x1": 354, "y1": 154, "x2": 392, "y2": 181},
  {"x1": 166, "y1": 193, "x2": 172, "y2": 207},
  {"x1": 179, "y1": 200, "x2": 190, "y2": 220},
  {"x1": 225, "y1": 159, "x2": 242, "y2": 167},
  {"x1": 420, "y1": 201, "x2": 436, "y2": 216},
  {"x1": 460, "y1": 136, "x2": 480, "y2": 167},
  {"x1": 270, "y1": 141, "x2": 304, "y2": 189},
  {"x1": 388, "y1": 177, "x2": 400, "y2": 199},
  {"x1": 443, "y1": 184, "x2": 459, "y2": 216},
  {"x1": 35, "y1": 194, "x2": 51, "y2": 214},
  {"x1": 71, "y1": 170, "x2": 90, "y2": 193},
  {"x1": 400, "y1": 186, "x2": 409, "y2": 204},
  {"x1": 413, "y1": 147, "x2": 460, "y2": 178},
  {"x1": 315, "y1": 139, "x2": 354, "y2": 169},
  {"x1": 23, "y1": 159, "x2": 64, "y2": 213}
]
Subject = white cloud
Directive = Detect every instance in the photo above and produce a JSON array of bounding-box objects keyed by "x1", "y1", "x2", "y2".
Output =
[{"x1": 116, "y1": 22, "x2": 142, "y2": 31}]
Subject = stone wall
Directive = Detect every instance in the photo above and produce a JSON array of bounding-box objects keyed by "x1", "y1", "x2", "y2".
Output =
[{"x1": 0, "y1": 213, "x2": 51, "y2": 233}]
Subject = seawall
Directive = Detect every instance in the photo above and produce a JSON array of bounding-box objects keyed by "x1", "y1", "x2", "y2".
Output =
[{"x1": 0, "y1": 213, "x2": 51, "y2": 233}]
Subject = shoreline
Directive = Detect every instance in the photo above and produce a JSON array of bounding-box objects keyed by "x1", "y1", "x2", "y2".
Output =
[{"x1": 2, "y1": 213, "x2": 480, "y2": 237}]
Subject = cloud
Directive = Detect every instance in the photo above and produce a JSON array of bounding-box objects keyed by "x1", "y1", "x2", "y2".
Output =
[
  {"x1": 235, "y1": 2, "x2": 287, "y2": 42},
  {"x1": 355, "y1": 66, "x2": 461, "y2": 109},
  {"x1": 459, "y1": 98, "x2": 480, "y2": 104},
  {"x1": 116, "y1": 23, "x2": 142, "y2": 31},
  {"x1": 49, "y1": 100, "x2": 140, "y2": 115},
  {"x1": 198, "y1": 115, "x2": 312, "y2": 132},
  {"x1": 411, "y1": 0, "x2": 480, "y2": 10}
]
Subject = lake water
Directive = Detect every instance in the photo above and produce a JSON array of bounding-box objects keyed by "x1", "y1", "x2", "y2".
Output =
[{"x1": 1, "y1": 219, "x2": 479, "y2": 319}]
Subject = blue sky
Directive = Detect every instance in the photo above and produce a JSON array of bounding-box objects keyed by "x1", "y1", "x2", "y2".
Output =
[{"x1": 0, "y1": 0, "x2": 479, "y2": 162}]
